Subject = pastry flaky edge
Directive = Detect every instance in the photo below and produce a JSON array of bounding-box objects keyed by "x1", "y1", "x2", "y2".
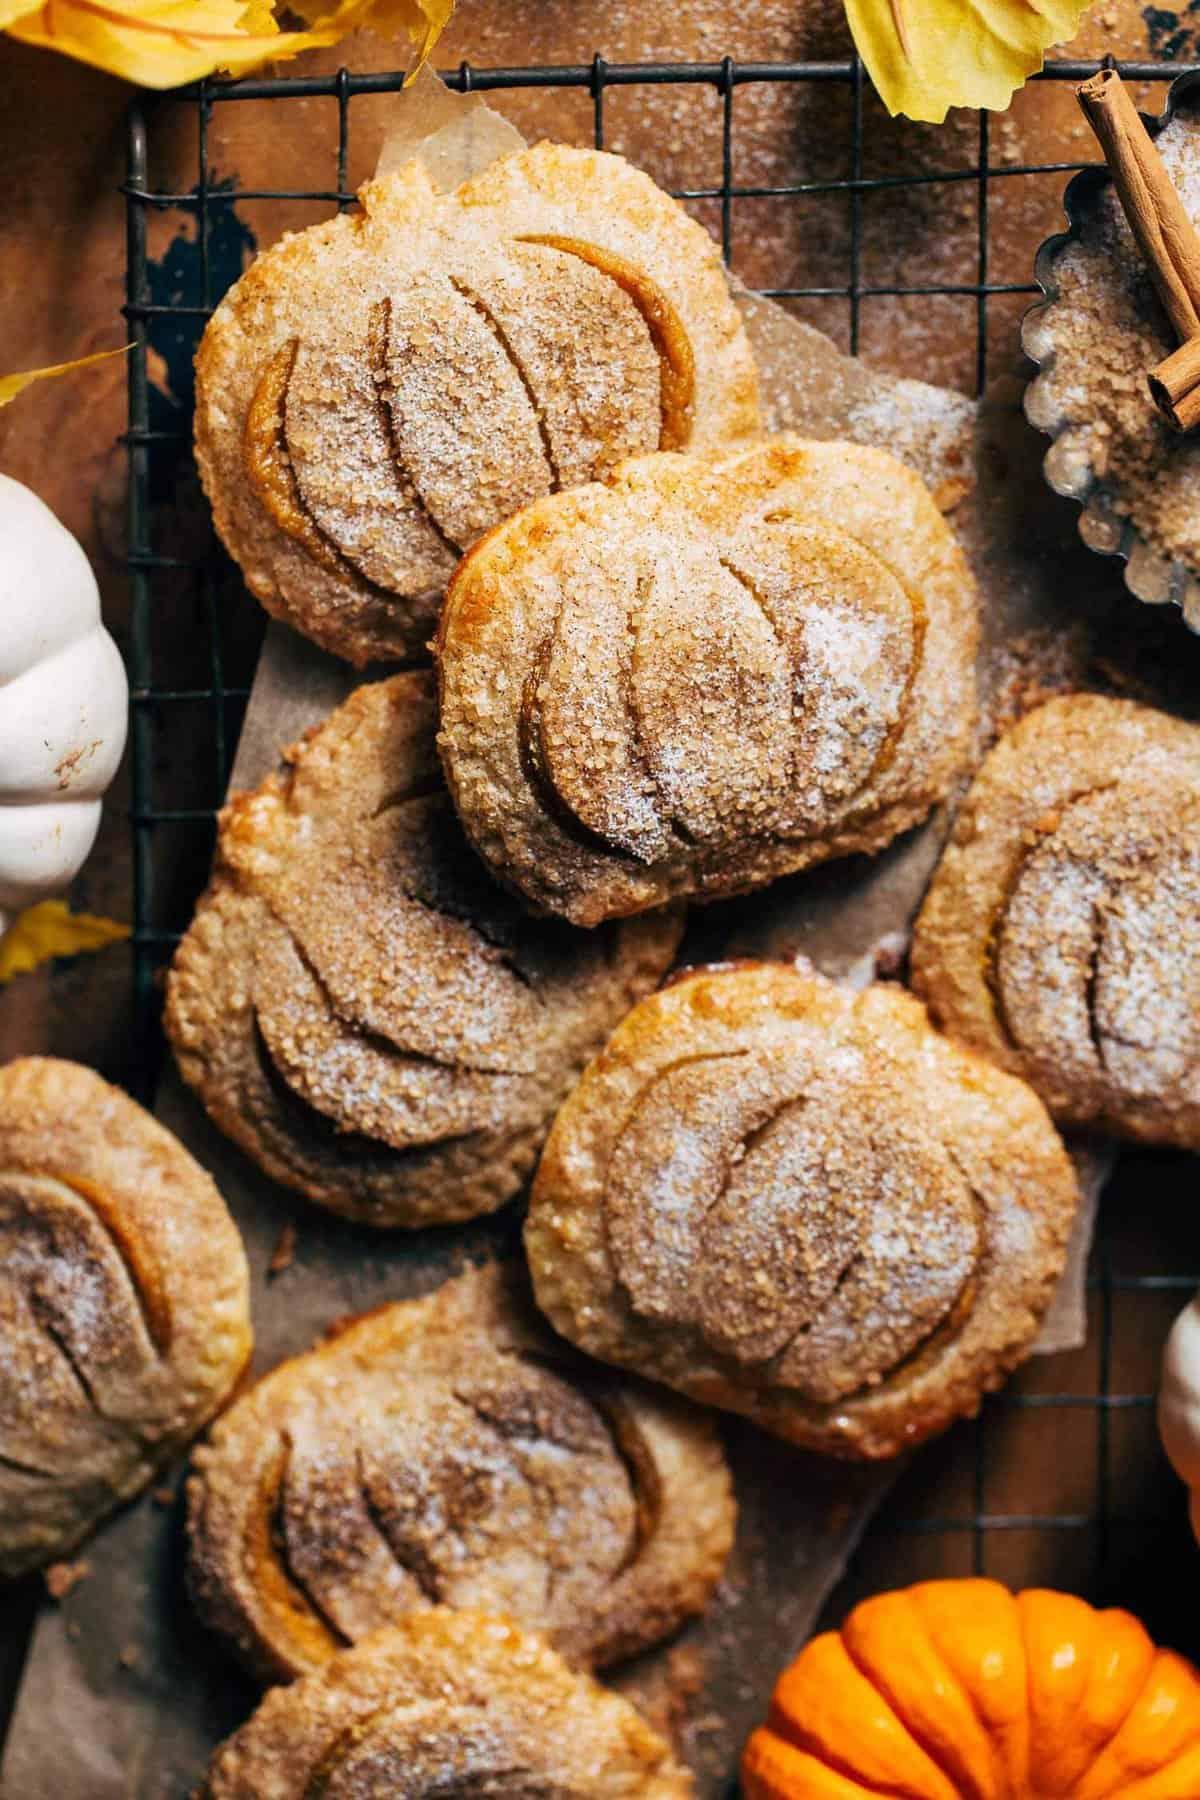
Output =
[
  {"x1": 524, "y1": 964, "x2": 1080, "y2": 1462},
  {"x1": 194, "y1": 141, "x2": 760, "y2": 667},
  {"x1": 911, "y1": 691, "x2": 1200, "y2": 1147},
  {"x1": 436, "y1": 435, "x2": 979, "y2": 926},
  {"x1": 0, "y1": 1057, "x2": 252, "y2": 1578},
  {"x1": 186, "y1": 1260, "x2": 735, "y2": 1684},
  {"x1": 198, "y1": 1610, "x2": 695, "y2": 1798}
]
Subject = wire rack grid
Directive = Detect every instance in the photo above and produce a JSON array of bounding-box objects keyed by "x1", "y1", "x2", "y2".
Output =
[{"x1": 124, "y1": 53, "x2": 1200, "y2": 1652}]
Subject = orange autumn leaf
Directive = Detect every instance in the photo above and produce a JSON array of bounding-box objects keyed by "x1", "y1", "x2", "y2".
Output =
[
  {"x1": 0, "y1": 902, "x2": 130, "y2": 984},
  {"x1": 845, "y1": 0, "x2": 1091, "y2": 123},
  {"x1": 2, "y1": 0, "x2": 454, "y2": 90}
]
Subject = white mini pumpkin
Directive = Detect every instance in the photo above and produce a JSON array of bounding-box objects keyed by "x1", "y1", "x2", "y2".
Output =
[
  {"x1": 1160, "y1": 1291, "x2": 1200, "y2": 1540},
  {"x1": 0, "y1": 472, "x2": 128, "y2": 934}
]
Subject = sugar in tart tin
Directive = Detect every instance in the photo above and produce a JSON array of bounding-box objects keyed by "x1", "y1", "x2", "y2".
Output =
[{"x1": 1023, "y1": 69, "x2": 1200, "y2": 631}]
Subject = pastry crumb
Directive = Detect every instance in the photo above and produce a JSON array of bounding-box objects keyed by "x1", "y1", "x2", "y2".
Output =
[
  {"x1": 43, "y1": 1560, "x2": 90, "y2": 1601},
  {"x1": 268, "y1": 1220, "x2": 297, "y2": 1277}
]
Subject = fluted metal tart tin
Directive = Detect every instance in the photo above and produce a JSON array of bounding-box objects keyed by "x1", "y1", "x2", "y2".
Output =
[{"x1": 1023, "y1": 69, "x2": 1200, "y2": 631}]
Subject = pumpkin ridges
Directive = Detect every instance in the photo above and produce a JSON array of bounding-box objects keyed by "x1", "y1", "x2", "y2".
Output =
[
  {"x1": 1159, "y1": 1295, "x2": 1200, "y2": 1521},
  {"x1": 907, "y1": 1578, "x2": 1030, "y2": 1798},
  {"x1": 0, "y1": 474, "x2": 128, "y2": 919},
  {"x1": 1023, "y1": 1597, "x2": 1155, "y2": 1794},
  {"x1": 742, "y1": 1584, "x2": 1200, "y2": 1800},
  {"x1": 1104, "y1": 1740, "x2": 1200, "y2": 1800},
  {"x1": 768, "y1": 1634, "x2": 960, "y2": 1800},
  {"x1": 1074, "y1": 1649, "x2": 1200, "y2": 1800},
  {"x1": 1018, "y1": 1588, "x2": 1107, "y2": 1789},
  {"x1": 841, "y1": 1589, "x2": 1004, "y2": 1800},
  {"x1": 742, "y1": 1729, "x2": 889, "y2": 1799}
]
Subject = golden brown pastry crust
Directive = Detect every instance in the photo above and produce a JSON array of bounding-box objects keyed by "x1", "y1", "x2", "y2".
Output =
[
  {"x1": 164, "y1": 673, "x2": 682, "y2": 1228},
  {"x1": 194, "y1": 143, "x2": 760, "y2": 667},
  {"x1": 911, "y1": 692, "x2": 1200, "y2": 1147},
  {"x1": 0, "y1": 1057, "x2": 251, "y2": 1579},
  {"x1": 199, "y1": 1610, "x2": 694, "y2": 1798},
  {"x1": 187, "y1": 1261, "x2": 734, "y2": 1683},
  {"x1": 525, "y1": 964, "x2": 1079, "y2": 1461},
  {"x1": 436, "y1": 436, "x2": 978, "y2": 926}
]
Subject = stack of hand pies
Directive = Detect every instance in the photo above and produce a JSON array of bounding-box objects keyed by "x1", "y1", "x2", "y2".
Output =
[{"x1": 10, "y1": 139, "x2": 1200, "y2": 1797}]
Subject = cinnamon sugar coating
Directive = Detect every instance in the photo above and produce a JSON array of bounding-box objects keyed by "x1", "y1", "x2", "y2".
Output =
[
  {"x1": 199, "y1": 1609, "x2": 694, "y2": 1797},
  {"x1": 525, "y1": 964, "x2": 1079, "y2": 1461},
  {"x1": 912, "y1": 693, "x2": 1200, "y2": 1147},
  {"x1": 436, "y1": 437, "x2": 977, "y2": 927},
  {"x1": 164, "y1": 673, "x2": 682, "y2": 1228},
  {"x1": 194, "y1": 143, "x2": 759, "y2": 666},
  {"x1": 187, "y1": 1261, "x2": 733, "y2": 1683},
  {"x1": 0, "y1": 1058, "x2": 251, "y2": 1578}
]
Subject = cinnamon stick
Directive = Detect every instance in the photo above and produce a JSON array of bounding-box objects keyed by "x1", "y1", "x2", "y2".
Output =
[
  {"x1": 1077, "y1": 68, "x2": 1200, "y2": 432},
  {"x1": 1148, "y1": 336, "x2": 1200, "y2": 431}
]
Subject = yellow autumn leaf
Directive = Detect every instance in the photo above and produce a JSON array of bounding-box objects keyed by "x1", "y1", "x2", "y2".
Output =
[
  {"x1": 845, "y1": 0, "x2": 1090, "y2": 123},
  {"x1": 0, "y1": 346, "x2": 132, "y2": 410},
  {"x1": 0, "y1": 902, "x2": 129, "y2": 984},
  {"x1": 3, "y1": 0, "x2": 453, "y2": 88},
  {"x1": 291, "y1": 0, "x2": 453, "y2": 68}
]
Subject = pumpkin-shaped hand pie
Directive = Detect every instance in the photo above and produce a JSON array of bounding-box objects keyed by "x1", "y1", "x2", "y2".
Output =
[
  {"x1": 742, "y1": 1579, "x2": 1200, "y2": 1799},
  {"x1": 912, "y1": 693, "x2": 1200, "y2": 1148},
  {"x1": 525, "y1": 964, "x2": 1078, "y2": 1460},
  {"x1": 165, "y1": 673, "x2": 681, "y2": 1229},
  {"x1": 200, "y1": 1611, "x2": 694, "y2": 1797},
  {"x1": 0, "y1": 1058, "x2": 251, "y2": 1579},
  {"x1": 187, "y1": 1261, "x2": 733, "y2": 1682},
  {"x1": 437, "y1": 437, "x2": 977, "y2": 926},
  {"x1": 194, "y1": 143, "x2": 759, "y2": 666}
]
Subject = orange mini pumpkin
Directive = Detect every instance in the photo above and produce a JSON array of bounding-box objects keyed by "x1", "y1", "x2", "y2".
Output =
[{"x1": 743, "y1": 1579, "x2": 1200, "y2": 1800}]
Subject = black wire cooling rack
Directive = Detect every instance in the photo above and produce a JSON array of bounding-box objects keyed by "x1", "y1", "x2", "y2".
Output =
[{"x1": 123, "y1": 54, "x2": 1200, "y2": 1652}]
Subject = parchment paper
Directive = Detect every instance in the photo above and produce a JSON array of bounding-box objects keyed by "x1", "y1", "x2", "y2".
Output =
[{"x1": 4, "y1": 76, "x2": 1113, "y2": 1799}]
